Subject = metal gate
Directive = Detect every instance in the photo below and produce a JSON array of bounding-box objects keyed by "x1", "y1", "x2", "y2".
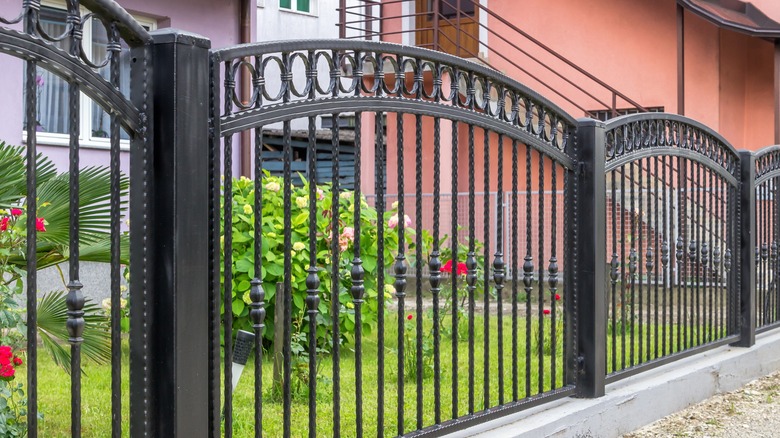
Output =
[{"x1": 208, "y1": 40, "x2": 582, "y2": 437}]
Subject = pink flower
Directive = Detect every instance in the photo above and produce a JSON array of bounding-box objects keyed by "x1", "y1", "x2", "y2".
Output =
[
  {"x1": 388, "y1": 214, "x2": 412, "y2": 229},
  {"x1": 339, "y1": 226, "x2": 355, "y2": 252},
  {"x1": 9, "y1": 208, "x2": 22, "y2": 216},
  {"x1": 0, "y1": 217, "x2": 9, "y2": 232},
  {"x1": 35, "y1": 217, "x2": 46, "y2": 232},
  {"x1": 543, "y1": 309, "x2": 551, "y2": 315}
]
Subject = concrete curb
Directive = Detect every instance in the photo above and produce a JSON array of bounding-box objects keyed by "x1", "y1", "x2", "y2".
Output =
[{"x1": 447, "y1": 330, "x2": 780, "y2": 438}]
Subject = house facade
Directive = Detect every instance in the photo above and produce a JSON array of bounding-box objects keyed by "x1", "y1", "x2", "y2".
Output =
[{"x1": 0, "y1": 0, "x2": 255, "y2": 172}]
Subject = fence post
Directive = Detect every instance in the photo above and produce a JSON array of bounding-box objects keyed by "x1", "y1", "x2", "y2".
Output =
[
  {"x1": 737, "y1": 151, "x2": 756, "y2": 347},
  {"x1": 130, "y1": 29, "x2": 211, "y2": 437},
  {"x1": 572, "y1": 118, "x2": 607, "y2": 397}
]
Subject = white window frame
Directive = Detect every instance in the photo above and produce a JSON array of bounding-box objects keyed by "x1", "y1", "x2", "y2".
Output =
[{"x1": 22, "y1": 1, "x2": 156, "y2": 151}]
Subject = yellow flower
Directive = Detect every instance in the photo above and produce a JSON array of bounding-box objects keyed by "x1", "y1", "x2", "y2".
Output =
[
  {"x1": 296, "y1": 197, "x2": 308, "y2": 208},
  {"x1": 290, "y1": 250, "x2": 297, "y2": 257},
  {"x1": 243, "y1": 291, "x2": 252, "y2": 305},
  {"x1": 243, "y1": 204, "x2": 253, "y2": 215},
  {"x1": 346, "y1": 302, "x2": 354, "y2": 309},
  {"x1": 293, "y1": 241, "x2": 306, "y2": 251}
]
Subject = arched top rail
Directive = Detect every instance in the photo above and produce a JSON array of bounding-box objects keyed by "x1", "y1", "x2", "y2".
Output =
[
  {"x1": 218, "y1": 95, "x2": 576, "y2": 170},
  {"x1": 81, "y1": 0, "x2": 152, "y2": 47},
  {"x1": 754, "y1": 145, "x2": 780, "y2": 186},
  {"x1": 604, "y1": 112, "x2": 740, "y2": 183},
  {"x1": 0, "y1": 27, "x2": 142, "y2": 134},
  {"x1": 210, "y1": 39, "x2": 578, "y2": 160}
]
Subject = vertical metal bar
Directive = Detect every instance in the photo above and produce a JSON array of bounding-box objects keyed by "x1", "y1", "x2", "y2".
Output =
[
  {"x1": 304, "y1": 53, "x2": 318, "y2": 438},
  {"x1": 511, "y1": 139, "x2": 519, "y2": 401},
  {"x1": 331, "y1": 109, "x2": 342, "y2": 437},
  {"x1": 66, "y1": 5, "x2": 85, "y2": 436},
  {"x1": 737, "y1": 151, "x2": 756, "y2": 347},
  {"x1": 252, "y1": 124, "x2": 266, "y2": 438},
  {"x1": 107, "y1": 21, "x2": 122, "y2": 438},
  {"x1": 653, "y1": 156, "x2": 660, "y2": 360},
  {"x1": 680, "y1": 156, "x2": 688, "y2": 350},
  {"x1": 223, "y1": 62, "x2": 236, "y2": 438},
  {"x1": 450, "y1": 117, "x2": 459, "y2": 420},
  {"x1": 495, "y1": 134, "x2": 505, "y2": 402},
  {"x1": 629, "y1": 161, "x2": 636, "y2": 367},
  {"x1": 537, "y1": 152, "x2": 545, "y2": 394},
  {"x1": 394, "y1": 112, "x2": 407, "y2": 436},
  {"x1": 483, "y1": 127, "x2": 491, "y2": 407},
  {"x1": 549, "y1": 160, "x2": 558, "y2": 388},
  {"x1": 620, "y1": 164, "x2": 626, "y2": 370},
  {"x1": 431, "y1": 110, "x2": 443, "y2": 425},
  {"x1": 374, "y1": 55, "x2": 386, "y2": 434},
  {"x1": 207, "y1": 48, "x2": 222, "y2": 438},
  {"x1": 610, "y1": 170, "x2": 618, "y2": 373},
  {"x1": 645, "y1": 158, "x2": 653, "y2": 362},
  {"x1": 352, "y1": 109, "x2": 365, "y2": 438},
  {"x1": 662, "y1": 156, "x2": 669, "y2": 357},
  {"x1": 433, "y1": 0, "x2": 440, "y2": 51},
  {"x1": 375, "y1": 106, "x2": 386, "y2": 436},
  {"x1": 695, "y1": 161, "x2": 702, "y2": 346},
  {"x1": 574, "y1": 118, "x2": 607, "y2": 397},
  {"x1": 466, "y1": 123, "x2": 476, "y2": 413},
  {"x1": 415, "y1": 112, "x2": 424, "y2": 430},
  {"x1": 523, "y1": 143, "x2": 533, "y2": 397},
  {"x1": 707, "y1": 168, "x2": 714, "y2": 341},
  {"x1": 638, "y1": 159, "x2": 644, "y2": 364},
  {"x1": 339, "y1": 0, "x2": 347, "y2": 39},
  {"x1": 281, "y1": 49, "x2": 294, "y2": 438},
  {"x1": 24, "y1": 4, "x2": 39, "y2": 435}
]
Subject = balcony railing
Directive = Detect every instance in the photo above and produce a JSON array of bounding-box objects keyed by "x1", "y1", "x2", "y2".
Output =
[{"x1": 338, "y1": 0, "x2": 647, "y2": 118}]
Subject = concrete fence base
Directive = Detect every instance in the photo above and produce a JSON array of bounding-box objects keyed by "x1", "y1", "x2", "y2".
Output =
[{"x1": 449, "y1": 330, "x2": 780, "y2": 438}]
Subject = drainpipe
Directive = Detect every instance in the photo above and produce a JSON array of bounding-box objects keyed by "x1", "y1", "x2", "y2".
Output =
[{"x1": 240, "y1": 0, "x2": 252, "y2": 177}]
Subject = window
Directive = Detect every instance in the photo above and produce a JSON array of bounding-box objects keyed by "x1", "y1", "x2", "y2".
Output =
[
  {"x1": 280, "y1": 0, "x2": 312, "y2": 14},
  {"x1": 23, "y1": 3, "x2": 155, "y2": 148}
]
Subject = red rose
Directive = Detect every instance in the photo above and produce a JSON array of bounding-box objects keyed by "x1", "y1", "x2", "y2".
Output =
[
  {"x1": 9, "y1": 208, "x2": 22, "y2": 216},
  {"x1": 35, "y1": 217, "x2": 46, "y2": 232},
  {"x1": 0, "y1": 346, "x2": 12, "y2": 365},
  {"x1": 555, "y1": 294, "x2": 561, "y2": 301},
  {"x1": 442, "y1": 260, "x2": 453, "y2": 274},
  {"x1": 407, "y1": 314, "x2": 413, "y2": 321},
  {"x1": 12, "y1": 356, "x2": 22, "y2": 366},
  {"x1": 456, "y1": 262, "x2": 468, "y2": 276},
  {"x1": 0, "y1": 363, "x2": 15, "y2": 380},
  {"x1": 543, "y1": 309, "x2": 551, "y2": 315},
  {"x1": 0, "y1": 217, "x2": 8, "y2": 231}
]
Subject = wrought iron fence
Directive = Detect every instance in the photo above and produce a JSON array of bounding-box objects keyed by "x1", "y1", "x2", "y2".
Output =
[
  {"x1": 602, "y1": 114, "x2": 742, "y2": 381},
  {"x1": 2, "y1": 1, "x2": 780, "y2": 436}
]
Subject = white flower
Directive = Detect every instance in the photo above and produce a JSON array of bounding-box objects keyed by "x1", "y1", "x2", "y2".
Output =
[
  {"x1": 264, "y1": 181, "x2": 281, "y2": 192},
  {"x1": 340, "y1": 192, "x2": 352, "y2": 200},
  {"x1": 243, "y1": 204, "x2": 253, "y2": 215},
  {"x1": 293, "y1": 241, "x2": 306, "y2": 251},
  {"x1": 296, "y1": 197, "x2": 308, "y2": 208}
]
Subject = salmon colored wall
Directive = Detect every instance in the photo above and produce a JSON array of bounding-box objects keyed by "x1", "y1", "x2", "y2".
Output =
[{"x1": 377, "y1": 0, "x2": 777, "y2": 149}]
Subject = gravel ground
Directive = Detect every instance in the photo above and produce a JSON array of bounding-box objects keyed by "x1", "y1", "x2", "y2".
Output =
[{"x1": 623, "y1": 371, "x2": 780, "y2": 438}]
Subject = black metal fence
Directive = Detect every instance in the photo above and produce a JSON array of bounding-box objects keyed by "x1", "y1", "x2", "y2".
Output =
[{"x1": 0, "y1": 0, "x2": 778, "y2": 437}]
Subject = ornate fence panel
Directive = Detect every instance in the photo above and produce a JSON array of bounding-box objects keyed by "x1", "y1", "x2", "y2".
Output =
[
  {"x1": 0, "y1": 0, "x2": 152, "y2": 437},
  {"x1": 602, "y1": 114, "x2": 743, "y2": 381},
  {"x1": 209, "y1": 39, "x2": 582, "y2": 437},
  {"x1": 754, "y1": 146, "x2": 780, "y2": 332}
]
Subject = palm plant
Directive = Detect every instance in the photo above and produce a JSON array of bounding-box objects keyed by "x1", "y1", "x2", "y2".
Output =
[{"x1": 0, "y1": 141, "x2": 128, "y2": 374}]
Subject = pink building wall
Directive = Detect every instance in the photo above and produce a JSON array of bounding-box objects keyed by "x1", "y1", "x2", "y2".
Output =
[{"x1": 0, "y1": 0, "x2": 250, "y2": 173}]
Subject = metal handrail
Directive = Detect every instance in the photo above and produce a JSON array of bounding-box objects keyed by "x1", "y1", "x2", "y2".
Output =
[{"x1": 338, "y1": 0, "x2": 647, "y2": 118}]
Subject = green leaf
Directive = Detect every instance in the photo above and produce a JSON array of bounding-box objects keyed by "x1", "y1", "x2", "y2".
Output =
[{"x1": 232, "y1": 299, "x2": 245, "y2": 315}]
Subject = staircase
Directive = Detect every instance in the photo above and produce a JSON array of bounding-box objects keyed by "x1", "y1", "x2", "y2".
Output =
[{"x1": 338, "y1": 0, "x2": 647, "y2": 119}]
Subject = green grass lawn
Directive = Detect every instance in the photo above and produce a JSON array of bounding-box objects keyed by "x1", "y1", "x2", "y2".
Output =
[
  {"x1": 18, "y1": 309, "x2": 727, "y2": 437},
  {"x1": 19, "y1": 311, "x2": 566, "y2": 437}
]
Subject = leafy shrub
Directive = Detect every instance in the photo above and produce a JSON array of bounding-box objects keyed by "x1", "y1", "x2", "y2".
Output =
[{"x1": 221, "y1": 174, "x2": 414, "y2": 353}]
